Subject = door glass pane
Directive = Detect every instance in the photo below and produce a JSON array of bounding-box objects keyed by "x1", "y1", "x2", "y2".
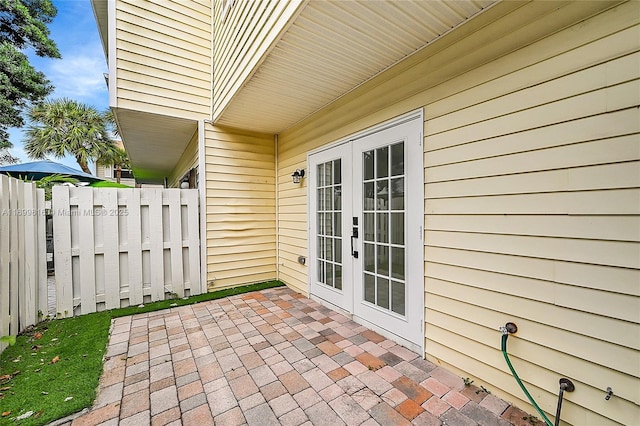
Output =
[
  {"x1": 334, "y1": 186, "x2": 342, "y2": 211},
  {"x1": 391, "y1": 178, "x2": 404, "y2": 210},
  {"x1": 377, "y1": 244, "x2": 389, "y2": 276},
  {"x1": 376, "y1": 212, "x2": 388, "y2": 243},
  {"x1": 325, "y1": 214, "x2": 332, "y2": 236},
  {"x1": 391, "y1": 213, "x2": 404, "y2": 245},
  {"x1": 324, "y1": 188, "x2": 332, "y2": 211},
  {"x1": 377, "y1": 277, "x2": 389, "y2": 309},
  {"x1": 318, "y1": 164, "x2": 325, "y2": 186},
  {"x1": 317, "y1": 189, "x2": 324, "y2": 211},
  {"x1": 376, "y1": 180, "x2": 388, "y2": 210},
  {"x1": 318, "y1": 260, "x2": 325, "y2": 282},
  {"x1": 335, "y1": 265, "x2": 342, "y2": 290},
  {"x1": 335, "y1": 238, "x2": 342, "y2": 263},
  {"x1": 326, "y1": 262, "x2": 333, "y2": 287},
  {"x1": 391, "y1": 143, "x2": 404, "y2": 176},
  {"x1": 364, "y1": 182, "x2": 375, "y2": 210},
  {"x1": 364, "y1": 243, "x2": 375, "y2": 272},
  {"x1": 325, "y1": 161, "x2": 333, "y2": 185},
  {"x1": 326, "y1": 237, "x2": 333, "y2": 261},
  {"x1": 391, "y1": 280, "x2": 405, "y2": 315},
  {"x1": 376, "y1": 146, "x2": 388, "y2": 178},
  {"x1": 391, "y1": 247, "x2": 404, "y2": 280},
  {"x1": 334, "y1": 212, "x2": 342, "y2": 237},
  {"x1": 364, "y1": 150, "x2": 374, "y2": 180},
  {"x1": 364, "y1": 273, "x2": 375, "y2": 303},
  {"x1": 334, "y1": 159, "x2": 342, "y2": 184},
  {"x1": 363, "y1": 213, "x2": 374, "y2": 242},
  {"x1": 318, "y1": 237, "x2": 324, "y2": 260}
]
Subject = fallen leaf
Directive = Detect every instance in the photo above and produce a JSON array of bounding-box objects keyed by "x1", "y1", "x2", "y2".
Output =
[
  {"x1": 41, "y1": 391, "x2": 48, "y2": 395},
  {"x1": 0, "y1": 386, "x2": 11, "y2": 391},
  {"x1": 0, "y1": 375, "x2": 10, "y2": 381},
  {"x1": 34, "y1": 332, "x2": 43, "y2": 339},
  {"x1": 51, "y1": 355, "x2": 59, "y2": 364},
  {"x1": 1, "y1": 411, "x2": 10, "y2": 417},
  {"x1": 64, "y1": 396, "x2": 73, "y2": 402}
]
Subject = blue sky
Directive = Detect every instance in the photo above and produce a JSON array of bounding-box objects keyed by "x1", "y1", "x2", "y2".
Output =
[{"x1": 7, "y1": 0, "x2": 109, "y2": 171}]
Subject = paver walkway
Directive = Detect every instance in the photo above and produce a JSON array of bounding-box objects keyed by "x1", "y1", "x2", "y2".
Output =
[{"x1": 64, "y1": 286, "x2": 538, "y2": 426}]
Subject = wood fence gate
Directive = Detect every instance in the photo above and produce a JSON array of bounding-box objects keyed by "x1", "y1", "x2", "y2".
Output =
[
  {"x1": 52, "y1": 186, "x2": 202, "y2": 317},
  {"x1": 0, "y1": 175, "x2": 47, "y2": 352}
]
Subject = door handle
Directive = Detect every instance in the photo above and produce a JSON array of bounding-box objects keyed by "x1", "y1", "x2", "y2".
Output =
[{"x1": 351, "y1": 225, "x2": 358, "y2": 258}]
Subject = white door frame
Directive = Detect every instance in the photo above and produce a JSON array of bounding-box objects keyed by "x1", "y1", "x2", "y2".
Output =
[{"x1": 307, "y1": 109, "x2": 425, "y2": 355}]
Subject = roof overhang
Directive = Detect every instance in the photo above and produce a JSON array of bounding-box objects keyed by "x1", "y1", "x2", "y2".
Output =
[
  {"x1": 112, "y1": 109, "x2": 197, "y2": 184},
  {"x1": 214, "y1": 0, "x2": 497, "y2": 133}
]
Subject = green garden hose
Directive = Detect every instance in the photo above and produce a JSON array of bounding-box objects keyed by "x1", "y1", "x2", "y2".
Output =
[{"x1": 501, "y1": 332, "x2": 553, "y2": 426}]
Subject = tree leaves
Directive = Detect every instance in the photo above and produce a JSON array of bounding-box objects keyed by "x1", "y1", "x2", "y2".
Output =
[
  {"x1": 0, "y1": 0, "x2": 60, "y2": 145},
  {"x1": 23, "y1": 98, "x2": 120, "y2": 174}
]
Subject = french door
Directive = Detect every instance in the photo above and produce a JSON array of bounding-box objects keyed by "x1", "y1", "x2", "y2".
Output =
[{"x1": 309, "y1": 114, "x2": 423, "y2": 348}]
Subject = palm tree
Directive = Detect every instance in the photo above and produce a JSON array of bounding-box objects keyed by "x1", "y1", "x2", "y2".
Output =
[
  {"x1": 96, "y1": 146, "x2": 130, "y2": 183},
  {"x1": 23, "y1": 98, "x2": 118, "y2": 174}
]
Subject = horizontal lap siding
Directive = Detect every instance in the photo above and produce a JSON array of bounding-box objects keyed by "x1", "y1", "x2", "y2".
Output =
[
  {"x1": 277, "y1": 2, "x2": 639, "y2": 424},
  {"x1": 115, "y1": 0, "x2": 211, "y2": 119},
  {"x1": 423, "y1": 3, "x2": 640, "y2": 425},
  {"x1": 212, "y1": 0, "x2": 304, "y2": 119},
  {"x1": 204, "y1": 126, "x2": 276, "y2": 289}
]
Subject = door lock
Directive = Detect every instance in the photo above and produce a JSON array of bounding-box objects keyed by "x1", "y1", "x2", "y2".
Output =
[{"x1": 351, "y1": 217, "x2": 358, "y2": 258}]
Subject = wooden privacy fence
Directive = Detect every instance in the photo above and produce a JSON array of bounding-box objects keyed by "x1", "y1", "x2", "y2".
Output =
[
  {"x1": 0, "y1": 175, "x2": 47, "y2": 352},
  {"x1": 52, "y1": 186, "x2": 201, "y2": 317}
]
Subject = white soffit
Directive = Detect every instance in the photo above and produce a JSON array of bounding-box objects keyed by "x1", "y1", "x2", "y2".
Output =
[{"x1": 215, "y1": 0, "x2": 495, "y2": 133}]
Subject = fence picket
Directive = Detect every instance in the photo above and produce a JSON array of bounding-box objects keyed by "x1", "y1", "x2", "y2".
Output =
[
  {"x1": 21, "y1": 182, "x2": 38, "y2": 326},
  {"x1": 53, "y1": 185, "x2": 73, "y2": 318},
  {"x1": 126, "y1": 190, "x2": 143, "y2": 306},
  {"x1": 77, "y1": 188, "x2": 97, "y2": 314},
  {"x1": 37, "y1": 190, "x2": 47, "y2": 319},
  {"x1": 102, "y1": 189, "x2": 120, "y2": 310},
  {"x1": 166, "y1": 190, "x2": 184, "y2": 298},
  {"x1": 9, "y1": 179, "x2": 19, "y2": 334},
  {"x1": 148, "y1": 188, "x2": 164, "y2": 301},
  {"x1": 0, "y1": 176, "x2": 10, "y2": 350}
]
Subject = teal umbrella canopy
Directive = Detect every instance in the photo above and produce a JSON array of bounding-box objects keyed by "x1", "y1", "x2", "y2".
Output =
[{"x1": 0, "y1": 160, "x2": 103, "y2": 183}]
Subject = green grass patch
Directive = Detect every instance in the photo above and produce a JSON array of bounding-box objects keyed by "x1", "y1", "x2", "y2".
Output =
[{"x1": 0, "y1": 280, "x2": 284, "y2": 425}]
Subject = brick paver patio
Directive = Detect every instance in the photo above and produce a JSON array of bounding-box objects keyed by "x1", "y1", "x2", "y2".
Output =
[{"x1": 60, "y1": 286, "x2": 539, "y2": 425}]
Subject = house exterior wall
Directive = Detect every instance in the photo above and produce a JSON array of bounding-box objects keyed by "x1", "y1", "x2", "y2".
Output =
[
  {"x1": 276, "y1": 2, "x2": 640, "y2": 425},
  {"x1": 114, "y1": 0, "x2": 211, "y2": 119},
  {"x1": 203, "y1": 125, "x2": 277, "y2": 290},
  {"x1": 212, "y1": 0, "x2": 305, "y2": 121}
]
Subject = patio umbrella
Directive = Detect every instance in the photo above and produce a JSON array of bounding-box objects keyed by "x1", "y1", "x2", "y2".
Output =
[{"x1": 0, "y1": 160, "x2": 103, "y2": 183}]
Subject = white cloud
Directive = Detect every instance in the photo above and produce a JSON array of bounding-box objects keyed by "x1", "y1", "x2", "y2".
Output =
[{"x1": 47, "y1": 53, "x2": 108, "y2": 103}]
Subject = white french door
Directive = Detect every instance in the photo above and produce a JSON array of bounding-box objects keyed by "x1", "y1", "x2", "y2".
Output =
[{"x1": 309, "y1": 114, "x2": 424, "y2": 349}]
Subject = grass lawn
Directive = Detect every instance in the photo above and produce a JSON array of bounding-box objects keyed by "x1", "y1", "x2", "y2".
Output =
[{"x1": 0, "y1": 280, "x2": 284, "y2": 425}]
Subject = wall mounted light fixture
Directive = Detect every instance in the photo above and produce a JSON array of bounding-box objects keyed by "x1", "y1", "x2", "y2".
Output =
[{"x1": 291, "y1": 168, "x2": 305, "y2": 184}]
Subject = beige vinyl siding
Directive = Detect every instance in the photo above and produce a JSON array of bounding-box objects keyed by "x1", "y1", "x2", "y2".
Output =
[
  {"x1": 212, "y1": 0, "x2": 305, "y2": 120},
  {"x1": 167, "y1": 131, "x2": 199, "y2": 189},
  {"x1": 276, "y1": 2, "x2": 639, "y2": 424},
  {"x1": 114, "y1": 0, "x2": 211, "y2": 119},
  {"x1": 204, "y1": 125, "x2": 276, "y2": 289}
]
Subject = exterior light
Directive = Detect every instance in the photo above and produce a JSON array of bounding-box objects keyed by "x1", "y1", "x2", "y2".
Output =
[{"x1": 291, "y1": 168, "x2": 305, "y2": 184}]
